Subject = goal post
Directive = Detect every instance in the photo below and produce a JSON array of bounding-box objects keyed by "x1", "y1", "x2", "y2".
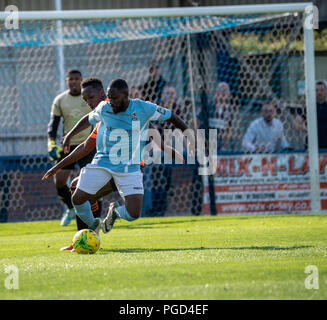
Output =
[
  {"x1": 303, "y1": 11, "x2": 320, "y2": 213},
  {"x1": 0, "y1": 3, "x2": 321, "y2": 221}
]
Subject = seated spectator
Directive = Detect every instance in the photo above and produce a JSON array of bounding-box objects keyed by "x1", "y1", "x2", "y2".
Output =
[
  {"x1": 242, "y1": 102, "x2": 290, "y2": 153},
  {"x1": 293, "y1": 81, "x2": 327, "y2": 149}
]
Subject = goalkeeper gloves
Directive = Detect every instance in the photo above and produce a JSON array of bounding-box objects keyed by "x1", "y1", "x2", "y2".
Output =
[{"x1": 48, "y1": 140, "x2": 63, "y2": 161}]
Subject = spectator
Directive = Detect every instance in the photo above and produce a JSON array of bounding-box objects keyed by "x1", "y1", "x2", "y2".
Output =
[
  {"x1": 293, "y1": 81, "x2": 327, "y2": 149},
  {"x1": 140, "y1": 60, "x2": 167, "y2": 103},
  {"x1": 242, "y1": 102, "x2": 290, "y2": 153},
  {"x1": 195, "y1": 82, "x2": 236, "y2": 215},
  {"x1": 316, "y1": 81, "x2": 327, "y2": 148},
  {"x1": 198, "y1": 82, "x2": 234, "y2": 151},
  {"x1": 130, "y1": 86, "x2": 142, "y2": 99},
  {"x1": 149, "y1": 84, "x2": 184, "y2": 216}
]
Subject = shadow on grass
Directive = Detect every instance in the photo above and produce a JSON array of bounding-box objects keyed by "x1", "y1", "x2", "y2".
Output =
[
  {"x1": 110, "y1": 216, "x2": 222, "y2": 230},
  {"x1": 99, "y1": 245, "x2": 313, "y2": 254},
  {"x1": 110, "y1": 213, "x2": 303, "y2": 230},
  {"x1": 0, "y1": 217, "x2": 217, "y2": 236}
]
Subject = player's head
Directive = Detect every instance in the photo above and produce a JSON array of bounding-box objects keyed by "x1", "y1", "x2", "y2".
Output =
[
  {"x1": 130, "y1": 86, "x2": 142, "y2": 99},
  {"x1": 106, "y1": 79, "x2": 129, "y2": 113},
  {"x1": 316, "y1": 81, "x2": 327, "y2": 104},
  {"x1": 66, "y1": 69, "x2": 82, "y2": 96},
  {"x1": 81, "y1": 77, "x2": 106, "y2": 109},
  {"x1": 262, "y1": 102, "x2": 276, "y2": 123}
]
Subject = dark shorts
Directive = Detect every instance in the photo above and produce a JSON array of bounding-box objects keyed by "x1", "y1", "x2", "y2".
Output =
[{"x1": 57, "y1": 145, "x2": 96, "y2": 170}]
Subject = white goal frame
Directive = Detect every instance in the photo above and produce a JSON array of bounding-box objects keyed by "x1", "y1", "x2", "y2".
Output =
[{"x1": 0, "y1": 2, "x2": 320, "y2": 213}]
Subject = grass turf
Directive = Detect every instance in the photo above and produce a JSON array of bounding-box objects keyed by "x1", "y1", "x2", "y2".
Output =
[{"x1": 0, "y1": 214, "x2": 326, "y2": 300}]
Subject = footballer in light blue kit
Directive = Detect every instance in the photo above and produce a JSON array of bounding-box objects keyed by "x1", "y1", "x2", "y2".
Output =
[
  {"x1": 62, "y1": 78, "x2": 191, "y2": 234},
  {"x1": 88, "y1": 95, "x2": 171, "y2": 173}
]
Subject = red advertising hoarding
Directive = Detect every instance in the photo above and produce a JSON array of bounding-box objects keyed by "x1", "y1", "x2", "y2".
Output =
[{"x1": 203, "y1": 153, "x2": 327, "y2": 215}]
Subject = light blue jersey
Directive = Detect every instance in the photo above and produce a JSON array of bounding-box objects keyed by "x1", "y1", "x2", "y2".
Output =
[{"x1": 88, "y1": 98, "x2": 172, "y2": 172}]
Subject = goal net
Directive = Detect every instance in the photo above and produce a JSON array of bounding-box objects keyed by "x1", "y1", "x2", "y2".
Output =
[{"x1": 0, "y1": 5, "x2": 319, "y2": 222}]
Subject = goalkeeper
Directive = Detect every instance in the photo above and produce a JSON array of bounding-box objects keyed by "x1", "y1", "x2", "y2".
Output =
[{"x1": 47, "y1": 69, "x2": 97, "y2": 227}]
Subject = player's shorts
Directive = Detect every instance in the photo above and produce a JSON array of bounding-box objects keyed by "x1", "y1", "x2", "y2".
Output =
[
  {"x1": 70, "y1": 176, "x2": 118, "y2": 203},
  {"x1": 77, "y1": 164, "x2": 144, "y2": 197},
  {"x1": 57, "y1": 145, "x2": 96, "y2": 170}
]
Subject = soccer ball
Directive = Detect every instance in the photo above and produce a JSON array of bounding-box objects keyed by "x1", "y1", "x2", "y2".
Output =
[{"x1": 72, "y1": 229, "x2": 100, "y2": 254}]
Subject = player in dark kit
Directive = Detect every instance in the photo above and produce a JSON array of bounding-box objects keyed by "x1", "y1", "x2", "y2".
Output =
[
  {"x1": 47, "y1": 69, "x2": 100, "y2": 226},
  {"x1": 44, "y1": 78, "x2": 116, "y2": 250}
]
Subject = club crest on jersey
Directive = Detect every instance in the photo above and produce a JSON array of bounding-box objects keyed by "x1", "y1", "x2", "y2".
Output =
[
  {"x1": 157, "y1": 106, "x2": 166, "y2": 115},
  {"x1": 131, "y1": 112, "x2": 137, "y2": 120}
]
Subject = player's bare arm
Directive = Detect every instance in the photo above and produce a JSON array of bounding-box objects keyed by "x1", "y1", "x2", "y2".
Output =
[
  {"x1": 160, "y1": 141, "x2": 184, "y2": 164},
  {"x1": 42, "y1": 138, "x2": 95, "y2": 181},
  {"x1": 166, "y1": 112, "x2": 188, "y2": 131},
  {"x1": 149, "y1": 123, "x2": 184, "y2": 164},
  {"x1": 166, "y1": 112, "x2": 195, "y2": 159},
  {"x1": 62, "y1": 113, "x2": 92, "y2": 153}
]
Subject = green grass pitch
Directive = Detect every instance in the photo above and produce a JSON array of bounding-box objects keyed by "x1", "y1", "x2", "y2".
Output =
[{"x1": 0, "y1": 214, "x2": 326, "y2": 300}]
